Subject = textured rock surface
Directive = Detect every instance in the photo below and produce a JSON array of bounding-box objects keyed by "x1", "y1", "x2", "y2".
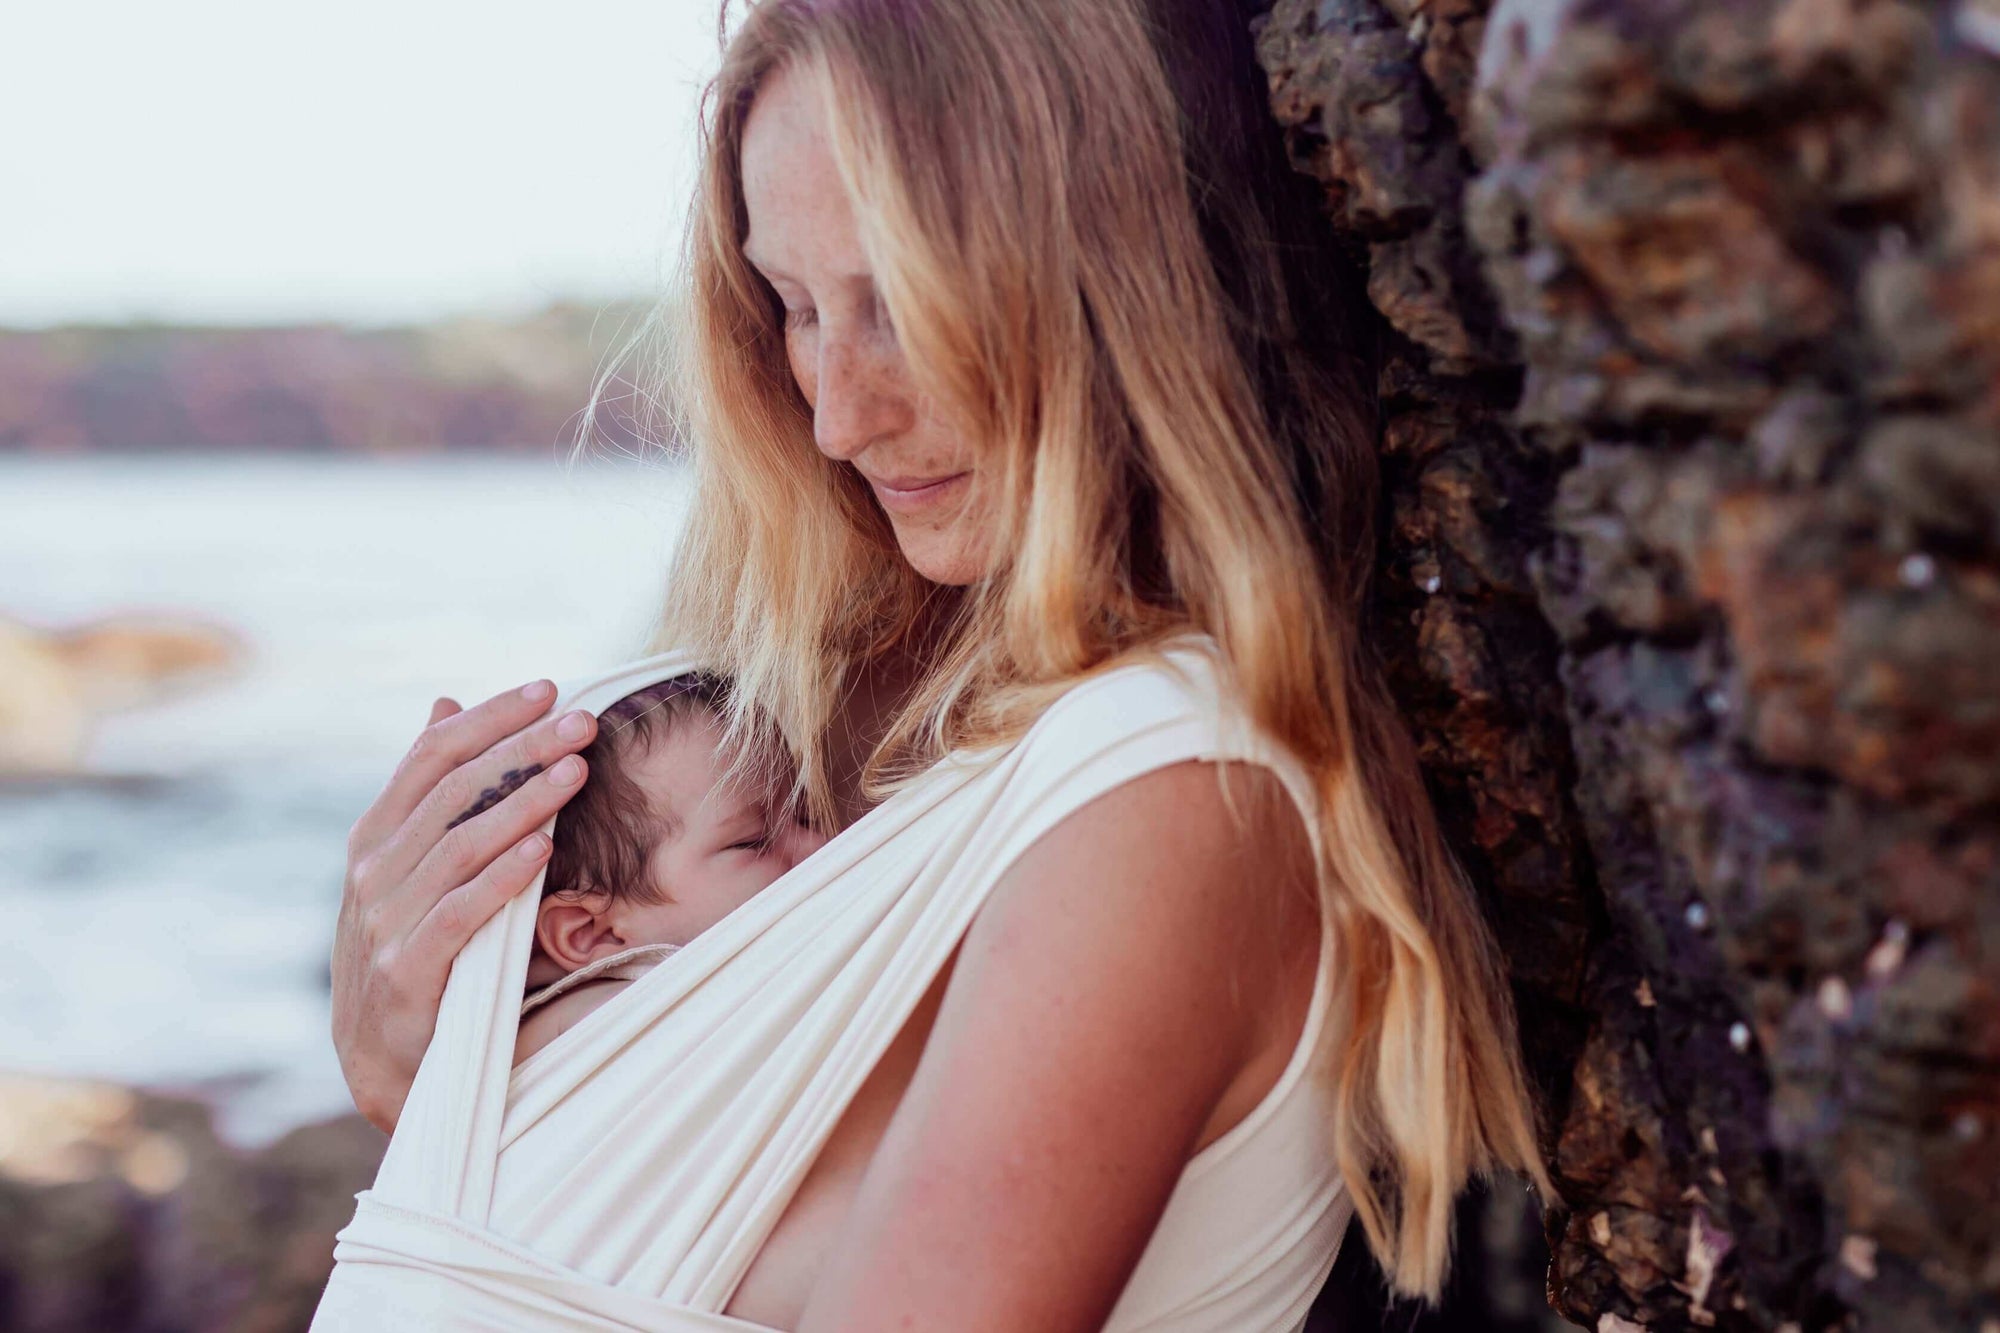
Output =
[{"x1": 1257, "y1": 0, "x2": 2000, "y2": 1328}]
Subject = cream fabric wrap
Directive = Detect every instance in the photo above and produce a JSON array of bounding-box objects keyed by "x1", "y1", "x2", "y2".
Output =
[{"x1": 315, "y1": 639, "x2": 1346, "y2": 1331}]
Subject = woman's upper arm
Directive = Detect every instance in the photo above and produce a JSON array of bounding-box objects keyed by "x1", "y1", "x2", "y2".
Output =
[{"x1": 796, "y1": 759, "x2": 1318, "y2": 1333}]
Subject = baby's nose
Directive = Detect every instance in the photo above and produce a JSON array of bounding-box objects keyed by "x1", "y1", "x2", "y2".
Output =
[{"x1": 780, "y1": 821, "x2": 830, "y2": 867}]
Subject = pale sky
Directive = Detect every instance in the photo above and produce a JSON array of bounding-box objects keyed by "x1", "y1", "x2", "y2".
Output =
[{"x1": 0, "y1": 0, "x2": 724, "y2": 326}]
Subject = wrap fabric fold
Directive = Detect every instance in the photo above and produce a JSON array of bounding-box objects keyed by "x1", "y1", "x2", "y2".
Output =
[
  {"x1": 522, "y1": 943, "x2": 683, "y2": 1017},
  {"x1": 316, "y1": 639, "x2": 1351, "y2": 1330}
]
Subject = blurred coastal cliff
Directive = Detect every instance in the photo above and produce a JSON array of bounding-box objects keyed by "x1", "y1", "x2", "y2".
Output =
[
  {"x1": 0, "y1": 301, "x2": 651, "y2": 456},
  {"x1": 0, "y1": 299, "x2": 661, "y2": 777}
]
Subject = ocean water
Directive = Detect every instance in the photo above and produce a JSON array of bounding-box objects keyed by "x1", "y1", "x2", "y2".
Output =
[{"x1": 0, "y1": 453, "x2": 692, "y2": 1142}]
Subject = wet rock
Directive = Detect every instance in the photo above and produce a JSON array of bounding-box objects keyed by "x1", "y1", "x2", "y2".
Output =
[{"x1": 0, "y1": 1075, "x2": 384, "y2": 1332}]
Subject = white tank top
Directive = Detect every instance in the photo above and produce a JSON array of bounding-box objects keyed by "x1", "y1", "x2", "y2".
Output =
[
  {"x1": 317, "y1": 637, "x2": 1351, "y2": 1331},
  {"x1": 1103, "y1": 914, "x2": 1348, "y2": 1330}
]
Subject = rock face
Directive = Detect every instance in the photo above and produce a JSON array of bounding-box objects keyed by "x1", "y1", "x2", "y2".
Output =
[{"x1": 1255, "y1": 0, "x2": 2000, "y2": 1329}]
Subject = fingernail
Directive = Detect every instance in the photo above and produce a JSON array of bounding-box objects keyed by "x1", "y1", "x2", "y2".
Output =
[
  {"x1": 549, "y1": 755, "x2": 584, "y2": 786},
  {"x1": 518, "y1": 833, "x2": 551, "y2": 860},
  {"x1": 522, "y1": 680, "x2": 555, "y2": 703},
  {"x1": 556, "y1": 710, "x2": 591, "y2": 742}
]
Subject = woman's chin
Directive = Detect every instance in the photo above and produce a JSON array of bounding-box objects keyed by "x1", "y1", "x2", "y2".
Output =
[{"x1": 892, "y1": 528, "x2": 992, "y2": 588}]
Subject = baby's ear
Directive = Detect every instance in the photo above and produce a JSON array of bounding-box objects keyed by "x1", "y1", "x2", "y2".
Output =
[{"x1": 534, "y1": 893, "x2": 623, "y2": 973}]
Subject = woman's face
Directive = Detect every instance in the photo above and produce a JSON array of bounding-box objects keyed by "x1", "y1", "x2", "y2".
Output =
[{"x1": 738, "y1": 61, "x2": 997, "y2": 586}]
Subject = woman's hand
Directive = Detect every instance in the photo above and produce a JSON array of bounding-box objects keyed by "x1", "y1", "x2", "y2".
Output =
[{"x1": 332, "y1": 679, "x2": 599, "y2": 1132}]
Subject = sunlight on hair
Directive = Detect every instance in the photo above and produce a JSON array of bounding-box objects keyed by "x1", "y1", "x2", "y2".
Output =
[{"x1": 582, "y1": 0, "x2": 1553, "y2": 1297}]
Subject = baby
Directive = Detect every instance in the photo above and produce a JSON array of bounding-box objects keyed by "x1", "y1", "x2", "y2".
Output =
[{"x1": 514, "y1": 673, "x2": 826, "y2": 1064}]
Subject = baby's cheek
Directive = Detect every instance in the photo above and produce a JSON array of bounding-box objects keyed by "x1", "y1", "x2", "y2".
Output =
[{"x1": 745, "y1": 864, "x2": 789, "y2": 900}]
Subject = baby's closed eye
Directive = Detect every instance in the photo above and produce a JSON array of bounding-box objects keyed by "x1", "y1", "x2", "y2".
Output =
[{"x1": 720, "y1": 812, "x2": 776, "y2": 854}]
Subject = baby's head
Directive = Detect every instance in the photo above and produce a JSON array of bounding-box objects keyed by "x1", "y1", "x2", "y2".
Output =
[{"x1": 529, "y1": 673, "x2": 826, "y2": 986}]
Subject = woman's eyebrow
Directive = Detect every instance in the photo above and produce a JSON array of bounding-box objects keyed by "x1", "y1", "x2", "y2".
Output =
[{"x1": 740, "y1": 251, "x2": 874, "y2": 291}]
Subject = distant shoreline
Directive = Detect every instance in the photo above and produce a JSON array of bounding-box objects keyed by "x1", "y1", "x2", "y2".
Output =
[{"x1": 0, "y1": 300, "x2": 659, "y2": 455}]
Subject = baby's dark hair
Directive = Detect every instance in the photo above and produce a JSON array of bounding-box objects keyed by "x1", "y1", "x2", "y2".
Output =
[{"x1": 542, "y1": 672, "x2": 733, "y2": 908}]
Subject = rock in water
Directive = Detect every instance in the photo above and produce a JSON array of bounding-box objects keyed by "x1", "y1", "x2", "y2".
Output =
[
  {"x1": 0, "y1": 1074, "x2": 384, "y2": 1331},
  {"x1": 0, "y1": 613, "x2": 246, "y2": 776}
]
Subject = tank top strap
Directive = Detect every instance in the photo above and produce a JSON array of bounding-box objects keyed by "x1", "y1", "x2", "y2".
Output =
[{"x1": 969, "y1": 636, "x2": 1323, "y2": 873}]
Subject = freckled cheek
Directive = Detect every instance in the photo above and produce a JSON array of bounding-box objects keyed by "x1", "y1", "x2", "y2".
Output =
[{"x1": 783, "y1": 333, "x2": 818, "y2": 408}]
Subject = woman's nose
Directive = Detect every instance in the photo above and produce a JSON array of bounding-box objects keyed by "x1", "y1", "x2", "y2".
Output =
[{"x1": 811, "y1": 333, "x2": 911, "y2": 462}]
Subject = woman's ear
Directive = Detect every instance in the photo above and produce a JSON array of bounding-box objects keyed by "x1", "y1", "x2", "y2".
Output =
[{"x1": 534, "y1": 893, "x2": 624, "y2": 973}]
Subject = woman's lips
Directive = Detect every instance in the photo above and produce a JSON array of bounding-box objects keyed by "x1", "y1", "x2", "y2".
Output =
[{"x1": 862, "y1": 470, "x2": 969, "y2": 517}]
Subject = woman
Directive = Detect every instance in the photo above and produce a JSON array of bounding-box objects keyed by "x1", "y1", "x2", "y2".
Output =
[{"x1": 330, "y1": 0, "x2": 1549, "y2": 1327}]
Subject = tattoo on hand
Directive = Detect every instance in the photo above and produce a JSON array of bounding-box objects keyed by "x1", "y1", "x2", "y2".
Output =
[{"x1": 445, "y1": 764, "x2": 545, "y2": 829}]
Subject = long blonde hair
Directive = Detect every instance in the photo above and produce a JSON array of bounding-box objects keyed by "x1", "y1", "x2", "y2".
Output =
[{"x1": 621, "y1": 0, "x2": 1549, "y2": 1297}]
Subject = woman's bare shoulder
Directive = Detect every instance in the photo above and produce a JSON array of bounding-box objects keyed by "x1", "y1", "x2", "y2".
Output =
[
  {"x1": 797, "y1": 757, "x2": 1320, "y2": 1329},
  {"x1": 981, "y1": 756, "x2": 1320, "y2": 1017}
]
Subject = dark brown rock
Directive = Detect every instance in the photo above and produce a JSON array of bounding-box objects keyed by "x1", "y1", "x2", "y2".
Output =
[
  {"x1": 0, "y1": 1076, "x2": 385, "y2": 1332},
  {"x1": 1258, "y1": 0, "x2": 2000, "y2": 1327}
]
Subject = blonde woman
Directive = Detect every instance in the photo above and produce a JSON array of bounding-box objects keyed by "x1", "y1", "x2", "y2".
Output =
[{"x1": 327, "y1": 0, "x2": 1549, "y2": 1327}]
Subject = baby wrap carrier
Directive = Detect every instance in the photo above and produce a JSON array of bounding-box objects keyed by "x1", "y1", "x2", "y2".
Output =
[{"x1": 315, "y1": 639, "x2": 1349, "y2": 1331}]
